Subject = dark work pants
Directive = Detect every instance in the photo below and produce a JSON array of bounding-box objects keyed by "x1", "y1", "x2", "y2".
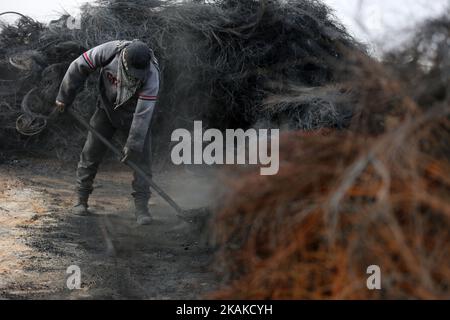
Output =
[{"x1": 76, "y1": 107, "x2": 152, "y2": 201}]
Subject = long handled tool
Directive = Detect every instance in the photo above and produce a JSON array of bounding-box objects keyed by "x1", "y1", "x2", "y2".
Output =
[
  {"x1": 17, "y1": 87, "x2": 206, "y2": 222},
  {"x1": 66, "y1": 109, "x2": 189, "y2": 221}
]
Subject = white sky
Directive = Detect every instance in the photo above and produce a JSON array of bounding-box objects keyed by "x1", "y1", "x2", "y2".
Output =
[
  {"x1": 324, "y1": 0, "x2": 449, "y2": 54},
  {"x1": 0, "y1": 0, "x2": 87, "y2": 22},
  {"x1": 0, "y1": 0, "x2": 449, "y2": 54}
]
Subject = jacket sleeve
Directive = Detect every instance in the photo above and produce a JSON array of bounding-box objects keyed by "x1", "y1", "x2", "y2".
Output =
[
  {"x1": 125, "y1": 62, "x2": 161, "y2": 153},
  {"x1": 56, "y1": 40, "x2": 121, "y2": 107}
]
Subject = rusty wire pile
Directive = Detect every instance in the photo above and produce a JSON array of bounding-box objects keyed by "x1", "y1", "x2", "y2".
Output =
[{"x1": 211, "y1": 14, "x2": 450, "y2": 299}]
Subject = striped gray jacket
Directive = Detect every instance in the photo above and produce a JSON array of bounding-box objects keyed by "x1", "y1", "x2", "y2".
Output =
[{"x1": 56, "y1": 40, "x2": 160, "y2": 152}]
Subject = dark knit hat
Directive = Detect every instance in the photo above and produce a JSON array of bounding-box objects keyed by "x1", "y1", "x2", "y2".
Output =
[{"x1": 123, "y1": 40, "x2": 152, "y2": 81}]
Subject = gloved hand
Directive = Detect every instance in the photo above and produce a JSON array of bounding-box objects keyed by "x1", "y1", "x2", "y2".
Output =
[
  {"x1": 121, "y1": 146, "x2": 140, "y2": 163},
  {"x1": 55, "y1": 100, "x2": 66, "y2": 113},
  {"x1": 49, "y1": 100, "x2": 66, "y2": 121}
]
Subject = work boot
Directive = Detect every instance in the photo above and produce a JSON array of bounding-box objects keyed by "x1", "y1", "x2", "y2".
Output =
[
  {"x1": 134, "y1": 199, "x2": 152, "y2": 225},
  {"x1": 72, "y1": 196, "x2": 90, "y2": 216}
]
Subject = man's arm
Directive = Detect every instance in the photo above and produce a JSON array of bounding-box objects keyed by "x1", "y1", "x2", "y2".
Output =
[
  {"x1": 125, "y1": 62, "x2": 160, "y2": 153},
  {"x1": 56, "y1": 40, "x2": 121, "y2": 109}
]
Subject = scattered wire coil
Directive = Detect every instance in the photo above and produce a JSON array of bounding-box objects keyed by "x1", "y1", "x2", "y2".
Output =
[{"x1": 16, "y1": 87, "x2": 50, "y2": 136}]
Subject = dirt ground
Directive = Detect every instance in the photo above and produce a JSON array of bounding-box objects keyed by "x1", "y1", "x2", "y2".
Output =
[{"x1": 0, "y1": 156, "x2": 220, "y2": 299}]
